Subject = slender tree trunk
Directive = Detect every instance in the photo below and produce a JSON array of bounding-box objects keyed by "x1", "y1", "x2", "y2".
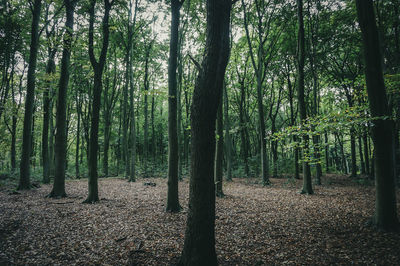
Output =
[
  {"x1": 223, "y1": 83, "x2": 232, "y2": 181},
  {"x1": 257, "y1": 74, "x2": 269, "y2": 185},
  {"x1": 85, "y1": 0, "x2": 112, "y2": 203},
  {"x1": 143, "y1": 42, "x2": 151, "y2": 178},
  {"x1": 239, "y1": 81, "x2": 249, "y2": 177},
  {"x1": 363, "y1": 130, "x2": 370, "y2": 175},
  {"x1": 49, "y1": 101, "x2": 55, "y2": 177},
  {"x1": 179, "y1": 1, "x2": 232, "y2": 264},
  {"x1": 287, "y1": 72, "x2": 300, "y2": 180},
  {"x1": 356, "y1": 0, "x2": 399, "y2": 231},
  {"x1": 18, "y1": 0, "x2": 41, "y2": 190},
  {"x1": 42, "y1": 48, "x2": 56, "y2": 184},
  {"x1": 350, "y1": 128, "x2": 357, "y2": 177},
  {"x1": 129, "y1": 70, "x2": 136, "y2": 182},
  {"x1": 123, "y1": 3, "x2": 131, "y2": 178},
  {"x1": 215, "y1": 99, "x2": 224, "y2": 197},
  {"x1": 76, "y1": 99, "x2": 81, "y2": 178},
  {"x1": 358, "y1": 135, "x2": 366, "y2": 174},
  {"x1": 297, "y1": 0, "x2": 313, "y2": 194},
  {"x1": 166, "y1": 0, "x2": 183, "y2": 212},
  {"x1": 325, "y1": 132, "x2": 329, "y2": 173},
  {"x1": 48, "y1": 0, "x2": 75, "y2": 198}
]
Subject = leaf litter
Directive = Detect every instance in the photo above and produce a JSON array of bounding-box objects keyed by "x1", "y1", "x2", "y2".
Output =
[{"x1": 0, "y1": 174, "x2": 399, "y2": 265}]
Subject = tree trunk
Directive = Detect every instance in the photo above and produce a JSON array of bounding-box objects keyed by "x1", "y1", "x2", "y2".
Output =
[
  {"x1": 76, "y1": 99, "x2": 81, "y2": 178},
  {"x1": 358, "y1": 135, "x2": 366, "y2": 174},
  {"x1": 363, "y1": 130, "x2": 370, "y2": 175},
  {"x1": 129, "y1": 70, "x2": 136, "y2": 182},
  {"x1": 42, "y1": 48, "x2": 56, "y2": 184},
  {"x1": 350, "y1": 128, "x2": 357, "y2": 177},
  {"x1": 85, "y1": 0, "x2": 112, "y2": 203},
  {"x1": 223, "y1": 83, "x2": 232, "y2": 181},
  {"x1": 143, "y1": 42, "x2": 151, "y2": 178},
  {"x1": 18, "y1": 0, "x2": 41, "y2": 190},
  {"x1": 287, "y1": 71, "x2": 300, "y2": 180},
  {"x1": 297, "y1": 0, "x2": 313, "y2": 194},
  {"x1": 179, "y1": 1, "x2": 232, "y2": 264},
  {"x1": 166, "y1": 0, "x2": 183, "y2": 212},
  {"x1": 215, "y1": 99, "x2": 224, "y2": 197},
  {"x1": 325, "y1": 132, "x2": 329, "y2": 173},
  {"x1": 356, "y1": 0, "x2": 399, "y2": 231},
  {"x1": 239, "y1": 81, "x2": 249, "y2": 177},
  {"x1": 48, "y1": 0, "x2": 74, "y2": 198}
]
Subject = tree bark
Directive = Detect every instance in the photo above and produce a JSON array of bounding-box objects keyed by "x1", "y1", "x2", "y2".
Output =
[
  {"x1": 85, "y1": 0, "x2": 113, "y2": 203},
  {"x1": 48, "y1": 0, "x2": 75, "y2": 198},
  {"x1": 166, "y1": 0, "x2": 183, "y2": 212},
  {"x1": 18, "y1": 0, "x2": 42, "y2": 190},
  {"x1": 223, "y1": 83, "x2": 232, "y2": 181},
  {"x1": 363, "y1": 130, "x2": 370, "y2": 175},
  {"x1": 358, "y1": 135, "x2": 365, "y2": 174},
  {"x1": 179, "y1": 1, "x2": 232, "y2": 264},
  {"x1": 350, "y1": 128, "x2": 357, "y2": 178},
  {"x1": 42, "y1": 46, "x2": 56, "y2": 184},
  {"x1": 356, "y1": 0, "x2": 399, "y2": 231},
  {"x1": 215, "y1": 98, "x2": 224, "y2": 197},
  {"x1": 142, "y1": 42, "x2": 151, "y2": 178},
  {"x1": 325, "y1": 132, "x2": 329, "y2": 173},
  {"x1": 297, "y1": 0, "x2": 313, "y2": 194}
]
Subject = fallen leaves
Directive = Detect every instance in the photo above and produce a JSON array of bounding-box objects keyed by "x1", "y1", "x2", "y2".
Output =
[{"x1": 0, "y1": 174, "x2": 399, "y2": 265}]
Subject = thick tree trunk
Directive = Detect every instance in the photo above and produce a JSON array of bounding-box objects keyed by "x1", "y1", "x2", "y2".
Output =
[
  {"x1": 356, "y1": 0, "x2": 399, "y2": 231},
  {"x1": 48, "y1": 0, "x2": 74, "y2": 198},
  {"x1": 166, "y1": 0, "x2": 183, "y2": 212},
  {"x1": 297, "y1": 0, "x2": 313, "y2": 194},
  {"x1": 18, "y1": 0, "x2": 41, "y2": 190},
  {"x1": 179, "y1": 1, "x2": 232, "y2": 264}
]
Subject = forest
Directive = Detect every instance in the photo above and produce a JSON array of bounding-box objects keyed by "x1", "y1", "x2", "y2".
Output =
[{"x1": 0, "y1": 0, "x2": 399, "y2": 265}]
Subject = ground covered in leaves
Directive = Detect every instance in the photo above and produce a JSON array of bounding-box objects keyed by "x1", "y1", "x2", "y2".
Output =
[{"x1": 1, "y1": 174, "x2": 400, "y2": 265}]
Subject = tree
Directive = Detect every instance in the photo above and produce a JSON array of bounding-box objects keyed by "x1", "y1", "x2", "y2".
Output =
[
  {"x1": 215, "y1": 97, "x2": 224, "y2": 197},
  {"x1": 166, "y1": 0, "x2": 184, "y2": 212},
  {"x1": 297, "y1": 0, "x2": 313, "y2": 195},
  {"x1": 42, "y1": 7, "x2": 58, "y2": 184},
  {"x1": 84, "y1": 0, "x2": 114, "y2": 203},
  {"x1": 48, "y1": 0, "x2": 75, "y2": 198},
  {"x1": 167, "y1": 0, "x2": 183, "y2": 212},
  {"x1": 179, "y1": 0, "x2": 232, "y2": 264},
  {"x1": 18, "y1": 0, "x2": 42, "y2": 190},
  {"x1": 356, "y1": 0, "x2": 399, "y2": 231}
]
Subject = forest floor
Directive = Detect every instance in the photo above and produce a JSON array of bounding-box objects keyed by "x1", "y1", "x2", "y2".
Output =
[{"x1": 0, "y1": 174, "x2": 400, "y2": 265}]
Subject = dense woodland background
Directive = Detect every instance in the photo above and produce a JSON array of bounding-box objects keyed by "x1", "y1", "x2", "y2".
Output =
[{"x1": 0, "y1": 0, "x2": 400, "y2": 264}]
